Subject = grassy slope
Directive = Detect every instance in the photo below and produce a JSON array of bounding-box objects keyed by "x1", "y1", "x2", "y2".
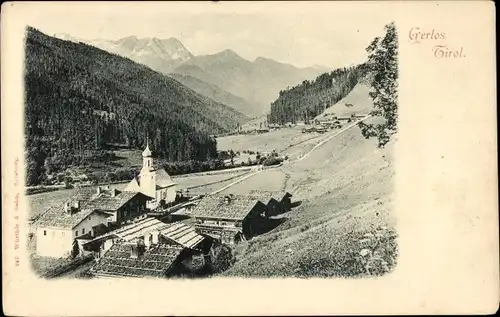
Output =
[
  {"x1": 316, "y1": 82, "x2": 374, "y2": 119},
  {"x1": 221, "y1": 126, "x2": 397, "y2": 277}
]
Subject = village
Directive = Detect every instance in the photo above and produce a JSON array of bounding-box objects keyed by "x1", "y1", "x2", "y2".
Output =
[{"x1": 30, "y1": 141, "x2": 298, "y2": 278}]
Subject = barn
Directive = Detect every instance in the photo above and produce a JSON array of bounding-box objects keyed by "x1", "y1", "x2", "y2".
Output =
[
  {"x1": 249, "y1": 190, "x2": 293, "y2": 217},
  {"x1": 191, "y1": 194, "x2": 267, "y2": 244}
]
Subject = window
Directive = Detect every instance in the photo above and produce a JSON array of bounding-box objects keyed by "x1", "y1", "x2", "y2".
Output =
[
  {"x1": 75, "y1": 230, "x2": 78, "y2": 236},
  {"x1": 88, "y1": 216, "x2": 91, "y2": 220},
  {"x1": 43, "y1": 230, "x2": 47, "y2": 236},
  {"x1": 82, "y1": 228, "x2": 85, "y2": 234}
]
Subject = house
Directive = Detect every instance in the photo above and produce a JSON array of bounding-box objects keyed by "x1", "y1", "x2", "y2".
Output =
[
  {"x1": 315, "y1": 126, "x2": 327, "y2": 133},
  {"x1": 125, "y1": 141, "x2": 177, "y2": 210},
  {"x1": 90, "y1": 240, "x2": 188, "y2": 279},
  {"x1": 337, "y1": 116, "x2": 352, "y2": 122},
  {"x1": 89, "y1": 218, "x2": 207, "y2": 278},
  {"x1": 191, "y1": 194, "x2": 267, "y2": 244},
  {"x1": 34, "y1": 187, "x2": 150, "y2": 258},
  {"x1": 84, "y1": 217, "x2": 206, "y2": 259},
  {"x1": 351, "y1": 113, "x2": 368, "y2": 119},
  {"x1": 249, "y1": 190, "x2": 293, "y2": 217}
]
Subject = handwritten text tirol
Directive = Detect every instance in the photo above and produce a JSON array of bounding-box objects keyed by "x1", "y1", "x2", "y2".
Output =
[{"x1": 433, "y1": 45, "x2": 466, "y2": 59}]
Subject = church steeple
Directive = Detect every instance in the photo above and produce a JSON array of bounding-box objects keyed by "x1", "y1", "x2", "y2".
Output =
[
  {"x1": 142, "y1": 137, "x2": 152, "y2": 158},
  {"x1": 142, "y1": 137, "x2": 153, "y2": 170}
]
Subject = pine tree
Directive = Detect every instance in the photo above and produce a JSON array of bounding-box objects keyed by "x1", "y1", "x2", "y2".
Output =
[{"x1": 358, "y1": 22, "x2": 398, "y2": 148}]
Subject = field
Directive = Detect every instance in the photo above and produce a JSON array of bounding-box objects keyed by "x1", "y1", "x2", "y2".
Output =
[
  {"x1": 315, "y1": 82, "x2": 374, "y2": 119},
  {"x1": 217, "y1": 127, "x2": 326, "y2": 153},
  {"x1": 220, "y1": 125, "x2": 397, "y2": 277}
]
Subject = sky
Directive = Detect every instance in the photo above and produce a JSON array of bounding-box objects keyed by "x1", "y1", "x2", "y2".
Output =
[{"x1": 23, "y1": 2, "x2": 393, "y2": 69}]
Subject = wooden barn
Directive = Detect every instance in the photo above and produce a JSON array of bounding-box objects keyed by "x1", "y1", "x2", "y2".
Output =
[
  {"x1": 249, "y1": 190, "x2": 293, "y2": 217},
  {"x1": 190, "y1": 194, "x2": 267, "y2": 244}
]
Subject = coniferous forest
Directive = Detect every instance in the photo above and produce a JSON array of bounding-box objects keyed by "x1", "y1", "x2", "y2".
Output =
[
  {"x1": 267, "y1": 64, "x2": 367, "y2": 124},
  {"x1": 24, "y1": 27, "x2": 248, "y2": 186}
]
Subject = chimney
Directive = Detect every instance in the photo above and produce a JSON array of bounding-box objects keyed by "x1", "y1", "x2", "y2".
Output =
[
  {"x1": 144, "y1": 233, "x2": 152, "y2": 248},
  {"x1": 130, "y1": 240, "x2": 146, "y2": 259},
  {"x1": 151, "y1": 230, "x2": 160, "y2": 244},
  {"x1": 64, "y1": 201, "x2": 71, "y2": 214}
]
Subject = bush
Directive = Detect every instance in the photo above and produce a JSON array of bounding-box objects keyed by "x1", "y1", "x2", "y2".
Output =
[{"x1": 263, "y1": 156, "x2": 283, "y2": 166}]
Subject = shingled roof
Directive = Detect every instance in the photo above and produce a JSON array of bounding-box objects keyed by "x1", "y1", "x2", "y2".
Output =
[
  {"x1": 190, "y1": 194, "x2": 264, "y2": 220},
  {"x1": 35, "y1": 187, "x2": 148, "y2": 229},
  {"x1": 35, "y1": 204, "x2": 102, "y2": 229},
  {"x1": 159, "y1": 222, "x2": 205, "y2": 249},
  {"x1": 88, "y1": 217, "x2": 204, "y2": 249},
  {"x1": 248, "y1": 190, "x2": 292, "y2": 202},
  {"x1": 91, "y1": 242, "x2": 184, "y2": 278}
]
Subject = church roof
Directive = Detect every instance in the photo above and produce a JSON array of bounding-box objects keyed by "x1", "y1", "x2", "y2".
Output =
[{"x1": 155, "y1": 168, "x2": 176, "y2": 188}]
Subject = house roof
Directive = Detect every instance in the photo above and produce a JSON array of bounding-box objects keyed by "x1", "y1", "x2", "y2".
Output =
[
  {"x1": 88, "y1": 217, "x2": 204, "y2": 249},
  {"x1": 91, "y1": 242, "x2": 183, "y2": 278},
  {"x1": 249, "y1": 190, "x2": 292, "y2": 202},
  {"x1": 92, "y1": 217, "x2": 170, "y2": 242},
  {"x1": 35, "y1": 187, "x2": 147, "y2": 229},
  {"x1": 159, "y1": 222, "x2": 205, "y2": 249},
  {"x1": 190, "y1": 194, "x2": 264, "y2": 220},
  {"x1": 35, "y1": 204, "x2": 98, "y2": 229}
]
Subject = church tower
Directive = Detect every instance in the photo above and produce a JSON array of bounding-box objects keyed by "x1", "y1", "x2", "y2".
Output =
[{"x1": 139, "y1": 138, "x2": 156, "y2": 198}]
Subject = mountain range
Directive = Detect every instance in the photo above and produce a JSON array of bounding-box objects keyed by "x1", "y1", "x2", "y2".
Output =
[
  {"x1": 55, "y1": 33, "x2": 329, "y2": 117},
  {"x1": 26, "y1": 28, "x2": 247, "y2": 185}
]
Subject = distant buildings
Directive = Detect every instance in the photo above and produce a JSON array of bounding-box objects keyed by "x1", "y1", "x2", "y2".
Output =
[
  {"x1": 35, "y1": 187, "x2": 150, "y2": 258},
  {"x1": 125, "y1": 141, "x2": 177, "y2": 209}
]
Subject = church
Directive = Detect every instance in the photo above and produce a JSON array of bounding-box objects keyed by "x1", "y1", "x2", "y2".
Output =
[{"x1": 125, "y1": 141, "x2": 177, "y2": 209}]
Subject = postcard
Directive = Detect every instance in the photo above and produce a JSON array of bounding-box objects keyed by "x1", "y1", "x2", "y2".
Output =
[{"x1": 2, "y1": 1, "x2": 498, "y2": 316}]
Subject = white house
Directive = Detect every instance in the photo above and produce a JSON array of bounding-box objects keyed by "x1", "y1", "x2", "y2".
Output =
[
  {"x1": 125, "y1": 142, "x2": 177, "y2": 209},
  {"x1": 35, "y1": 187, "x2": 151, "y2": 258},
  {"x1": 35, "y1": 202, "x2": 111, "y2": 258}
]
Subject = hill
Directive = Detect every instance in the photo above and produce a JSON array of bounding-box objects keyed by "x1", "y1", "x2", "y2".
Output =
[
  {"x1": 267, "y1": 65, "x2": 368, "y2": 124},
  {"x1": 173, "y1": 51, "x2": 327, "y2": 115},
  {"x1": 62, "y1": 33, "x2": 328, "y2": 117},
  {"x1": 220, "y1": 126, "x2": 397, "y2": 277},
  {"x1": 168, "y1": 73, "x2": 262, "y2": 118},
  {"x1": 314, "y1": 80, "x2": 374, "y2": 119},
  {"x1": 25, "y1": 27, "x2": 247, "y2": 185}
]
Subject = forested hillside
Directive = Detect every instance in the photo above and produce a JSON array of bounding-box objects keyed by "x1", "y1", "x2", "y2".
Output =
[
  {"x1": 168, "y1": 73, "x2": 261, "y2": 118},
  {"x1": 24, "y1": 27, "x2": 248, "y2": 186},
  {"x1": 267, "y1": 65, "x2": 367, "y2": 124}
]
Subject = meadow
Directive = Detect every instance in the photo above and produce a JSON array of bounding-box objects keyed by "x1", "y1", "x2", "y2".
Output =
[{"x1": 221, "y1": 127, "x2": 397, "y2": 277}]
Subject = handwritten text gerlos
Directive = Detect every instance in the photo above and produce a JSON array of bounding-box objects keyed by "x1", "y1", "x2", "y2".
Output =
[{"x1": 409, "y1": 27, "x2": 466, "y2": 58}]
